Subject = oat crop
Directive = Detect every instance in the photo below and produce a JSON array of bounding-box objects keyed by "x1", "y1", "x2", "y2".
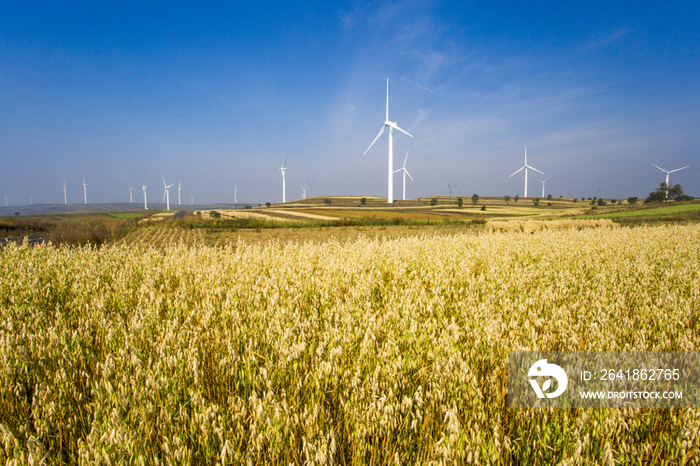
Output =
[{"x1": 1, "y1": 224, "x2": 699, "y2": 464}]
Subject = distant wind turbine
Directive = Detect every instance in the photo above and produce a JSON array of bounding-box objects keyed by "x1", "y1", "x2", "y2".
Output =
[
  {"x1": 538, "y1": 178, "x2": 550, "y2": 198},
  {"x1": 178, "y1": 181, "x2": 182, "y2": 205},
  {"x1": 143, "y1": 183, "x2": 148, "y2": 210},
  {"x1": 301, "y1": 185, "x2": 306, "y2": 199},
  {"x1": 509, "y1": 147, "x2": 543, "y2": 198},
  {"x1": 277, "y1": 153, "x2": 289, "y2": 203},
  {"x1": 234, "y1": 185, "x2": 237, "y2": 204},
  {"x1": 128, "y1": 186, "x2": 133, "y2": 203},
  {"x1": 364, "y1": 78, "x2": 413, "y2": 204},
  {"x1": 447, "y1": 182, "x2": 457, "y2": 204},
  {"x1": 63, "y1": 179, "x2": 68, "y2": 204},
  {"x1": 83, "y1": 178, "x2": 88, "y2": 204},
  {"x1": 652, "y1": 164, "x2": 689, "y2": 198},
  {"x1": 393, "y1": 150, "x2": 414, "y2": 200},
  {"x1": 162, "y1": 177, "x2": 173, "y2": 210}
]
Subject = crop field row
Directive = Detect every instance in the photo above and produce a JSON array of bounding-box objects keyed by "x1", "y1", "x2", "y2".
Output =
[
  {"x1": 1, "y1": 223, "x2": 699, "y2": 464},
  {"x1": 121, "y1": 225, "x2": 211, "y2": 247}
]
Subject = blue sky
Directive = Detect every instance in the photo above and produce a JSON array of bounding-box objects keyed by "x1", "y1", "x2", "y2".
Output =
[{"x1": 1, "y1": 1, "x2": 698, "y2": 205}]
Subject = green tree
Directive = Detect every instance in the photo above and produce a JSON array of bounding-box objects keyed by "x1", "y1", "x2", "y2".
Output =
[
  {"x1": 504, "y1": 195, "x2": 511, "y2": 204},
  {"x1": 210, "y1": 211, "x2": 221, "y2": 219},
  {"x1": 645, "y1": 182, "x2": 686, "y2": 203},
  {"x1": 533, "y1": 198, "x2": 540, "y2": 206},
  {"x1": 265, "y1": 202, "x2": 271, "y2": 207},
  {"x1": 480, "y1": 205, "x2": 486, "y2": 211},
  {"x1": 324, "y1": 198, "x2": 332, "y2": 205},
  {"x1": 471, "y1": 194, "x2": 479, "y2": 204},
  {"x1": 457, "y1": 197, "x2": 463, "y2": 207},
  {"x1": 628, "y1": 197, "x2": 638, "y2": 205},
  {"x1": 430, "y1": 198, "x2": 438, "y2": 206},
  {"x1": 514, "y1": 195, "x2": 519, "y2": 203},
  {"x1": 597, "y1": 198, "x2": 607, "y2": 206},
  {"x1": 547, "y1": 194, "x2": 552, "y2": 200},
  {"x1": 360, "y1": 197, "x2": 366, "y2": 205}
]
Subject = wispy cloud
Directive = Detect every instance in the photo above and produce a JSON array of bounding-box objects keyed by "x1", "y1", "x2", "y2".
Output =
[{"x1": 582, "y1": 28, "x2": 632, "y2": 52}]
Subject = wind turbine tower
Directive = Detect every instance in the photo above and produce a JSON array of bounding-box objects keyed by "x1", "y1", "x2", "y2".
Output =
[
  {"x1": 509, "y1": 147, "x2": 543, "y2": 198},
  {"x1": 277, "y1": 153, "x2": 289, "y2": 203},
  {"x1": 178, "y1": 180, "x2": 182, "y2": 205},
  {"x1": 393, "y1": 150, "x2": 414, "y2": 200},
  {"x1": 301, "y1": 185, "x2": 307, "y2": 199},
  {"x1": 234, "y1": 185, "x2": 238, "y2": 204},
  {"x1": 363, "y1": 78, "x2": 413, "y2": 204},
  {"x1": 652, "y1": 164, "x2": 689, "y2": 198},
  {"x1": 143, "y1": 184, "x2": 148, "y2": 210},
  {"x1": 539, "y1": 178, "x2": 550, "y2": 198},
  {"x1": 63, "y1": 180, "x2": 68, "y2": 204},
  {"x1": 83, "y1": 178, "x2": 88, "y2": 204},
  {"x1": 162, "y1": 177, "x2": 173, "y2": 211},
  {"x1": 128, "y1": 186, "x2": 133, "y2": 203}
]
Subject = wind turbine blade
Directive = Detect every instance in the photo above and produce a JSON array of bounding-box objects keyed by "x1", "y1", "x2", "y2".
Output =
[
  {"x1": 162, "y1": 191, "x2": 166, "y2": 203},
  {"x1": 390, "y1": 123, "x2": 413, "y2": 138},
  {"x1": 282, "y1": 152, "x2": 289, "y2": 168},
  {"x1": 405, "y1": 169, "x2": 414, "y2": 182},
  {"x1": 669, "y1": 166, "x2": 690, "y2": 173},
  {"x1": 652, "y1": 164, "x2": 668, "y2": 173},
  {"x1": 162, "y1": 176, "x2": 167, "y2": 188},
  {"x1": 529, "y1": 166, "x2": 545, "y2": 175},
  {"x1": 509, "y1": 166, "x2": 525, "y2": 178},
  {"x1": 386, "y1": 78, "x2": 389, "y2": 122},
  {"x1": 393, "y1": 168, "x2": 402, "y2": 173},
  {"x1": 363, "y1": 126, "x2": 385, "y2": 155},
  {"x1": 403, "y1": 150, "x2": 409, "y2": 167}
]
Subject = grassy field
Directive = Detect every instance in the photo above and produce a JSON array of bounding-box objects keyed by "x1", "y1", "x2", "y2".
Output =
[{"x1": 1, "y1": 220, "x2": 699, "y2": 464}]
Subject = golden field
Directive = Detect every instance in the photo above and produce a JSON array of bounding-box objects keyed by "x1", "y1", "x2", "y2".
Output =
[{"x1": 1, "y1": 221, "x2": 699, "y2": 464}]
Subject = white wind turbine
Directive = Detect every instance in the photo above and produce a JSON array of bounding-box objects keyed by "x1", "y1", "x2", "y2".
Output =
[
  {"x1": 393, "y1": 150, "x2": 414, "y2": 200},
  {"x1": 234, "y1": 185, "x2": 237, "y2": 204},
  {"x1": 142, "y1": 183, "x2": 148, "y2": 210},
  {"x1": 128, "y1": 186, "x2": 133, "y2": 203},
  {"x1": 83, "y1": 177, "x2": 88, "y2": 204},
  {"x1": 652, "y1": 164, "x2": 689, "y2": 198},
  {"x1": 162, "y1": 177, "x2": 173, "y2": 210},
  {"x1": 301, "y1": 185, "x2": 306, "y2": 199},
  {"x1": 277, "y1": 153, "x2": 289, "y2": 203},
  {"x1": 509, "y1": 147, "x2": 543, "y2": 198},
  {"x1": 63, "y1": 179, "x2": 68, "y2": 204},
  {"x1": 178, "y1": 180, "x2": 182, "y2": 205},
  {"x1": 538, "y1": 178, "x2": 550, "y2": 198},
  {"x1": 364, "y1": 78, "x2": 413, "y2": 204}
]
